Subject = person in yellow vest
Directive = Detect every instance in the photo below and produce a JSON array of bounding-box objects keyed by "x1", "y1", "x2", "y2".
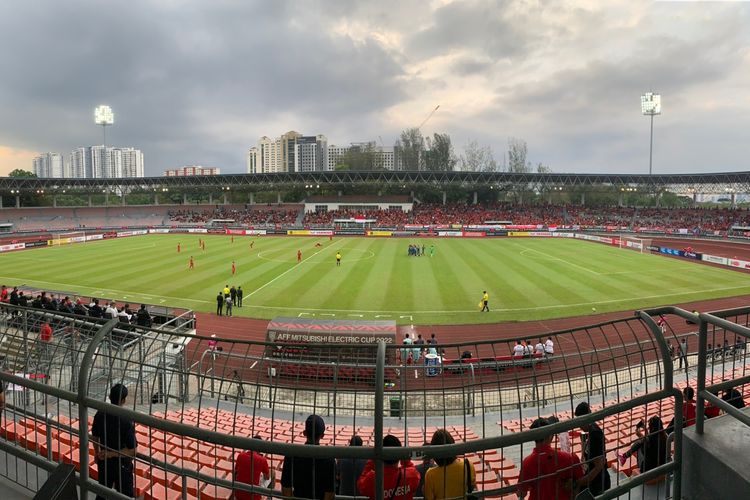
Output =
[
  {"x1": 223, "y1": 285, "x2": 231, "y2": 299},
  {"x1": 336, "y1": 251, "x2": 342, "y2": 267},
  {"x1": 481, "y1": 291, "x2": 489, "y2": 312}
]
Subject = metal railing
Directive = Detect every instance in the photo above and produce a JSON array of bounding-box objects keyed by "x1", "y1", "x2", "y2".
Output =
[{"x1": 3, "y1": 302, "x2": 748, "y2": 499}]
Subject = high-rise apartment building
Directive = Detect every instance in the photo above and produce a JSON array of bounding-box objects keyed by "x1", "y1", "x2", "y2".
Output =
[
  {"x1": 326, "y1": 143, "x2": 395, "y2": 171},
  {"x1": 295, "y1": 135, "x2": 328, "y2": 172},
  {"x1": 69, "y1": 146, "x2": 144, "y2": 179},
  {"x1": 247, "y1": 132, "x2": 328, "y2": 173},
  {"x1": 32, "y1": 153, "x2": 66, "y2": 178},
  {"x1": 164, "y1": 166, "x2": 221, "y2": 176}
]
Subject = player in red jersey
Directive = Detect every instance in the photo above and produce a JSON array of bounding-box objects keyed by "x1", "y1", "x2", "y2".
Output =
[
  {"x1": 231, "y1": 261, "x2": 236, "y2": 275},
  {"x1": 189, "y1": 256, "x2": 194, "y2": 269},
  {"x1": 297, "y1": 250, "x2": 302, "y2": 263}
]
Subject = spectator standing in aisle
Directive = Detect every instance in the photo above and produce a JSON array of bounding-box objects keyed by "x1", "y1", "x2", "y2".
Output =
[
  {"x1": 91, "y1": 384, "x2": 137, "y2": 500},
  {"x1": 237, "y1": 286, "x2": 244, "y2": 307},
  {"x1": 216, "y1": 292, "x2": 224, "y2": 316},
  {"x1": 517, "y1": 418, "x2": 584, "y2": 500},
  {"x1": 678, "y1": 338, "x2": 689, "y2": 370},
  {"x1": 573, "y1": 402, "x2": 611, "y2": 496},
  {"x1": 281, "y1": 415, "x2": 335, "y2": 500}
]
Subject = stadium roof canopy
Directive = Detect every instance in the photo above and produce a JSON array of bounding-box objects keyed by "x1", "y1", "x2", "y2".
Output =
[{"x1": 2, "y1": 170, "x2": 750, "y2": 195}]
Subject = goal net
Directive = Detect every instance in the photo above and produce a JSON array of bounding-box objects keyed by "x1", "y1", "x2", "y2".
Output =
[
  {"x1": 53, "y1": 231, "x2": 87, "y2": 246},
  {"x1": 619, "y1": 235, "x2": 652, "y2": 253}
]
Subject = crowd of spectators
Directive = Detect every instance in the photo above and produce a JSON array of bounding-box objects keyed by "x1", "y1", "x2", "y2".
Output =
[
  {"x1": 168, "y1": 206, "x2": 300, "y2": 226},
  {"x1": 270, "y1": 203, "x2": 750, "y2": 233},
  {"x1": 0, "y1": 286, "x2": 152, "y2": 327}
]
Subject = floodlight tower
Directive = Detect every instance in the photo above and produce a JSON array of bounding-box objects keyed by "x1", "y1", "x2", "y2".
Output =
[
  {"x1": 94, "y1": 105, "x2": 114, "y2": 147},
  {"x1": 641, "y1": 93, "x2": 661, "y2": 177}
]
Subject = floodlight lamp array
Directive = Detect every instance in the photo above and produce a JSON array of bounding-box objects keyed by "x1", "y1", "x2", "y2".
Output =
[
  {"x1": 641, "y1": 93, "x2": 661, "y2": 115},
  {"x1": 94, "y1": 105, "x2": 114, "y2": 125}
]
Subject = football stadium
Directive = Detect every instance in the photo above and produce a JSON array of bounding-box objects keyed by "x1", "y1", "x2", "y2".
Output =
[{"x1": 0, "y1": 170, "x2": 749, "y2": 499}]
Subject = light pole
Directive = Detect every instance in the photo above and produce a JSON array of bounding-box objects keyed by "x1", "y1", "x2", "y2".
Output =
[
  {"x1": 641, "y1": 93, "x2": 661, "y2": 177},
  {"x1": 94, "y1": 105, "x2": 114, "y2": 176}
]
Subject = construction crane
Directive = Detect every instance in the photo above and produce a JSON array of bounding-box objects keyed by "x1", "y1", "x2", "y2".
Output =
[{"x1": 417, "y1": 104, "x2": 440, "y2": 131}]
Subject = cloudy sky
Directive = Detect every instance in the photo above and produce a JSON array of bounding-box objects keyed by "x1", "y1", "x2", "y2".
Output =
[{"x1": 1, "y1": 0, "x2": 749, "y2": 176}]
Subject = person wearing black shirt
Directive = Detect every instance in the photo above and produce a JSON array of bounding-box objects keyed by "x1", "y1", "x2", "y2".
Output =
[
  {"x1": 281, "y1": 415, "x2": 335, "y2": 500},
  {"x1": 574, "y1": 402, "x2": 611, "y2": 496},
  {"x1": 335, "y1": 435, "x2": 367, "y2": 496},
  {"x1": 216, "y1": 292, "x2": 224, "y2": 316},
  {"x1": 237, "y1": 286, "x2": 243, "y2": 307},
  {"x1": 135, "y1": 304, "x2": 151, "y2": 327},
  {"x1": 91, "y1": 384, "x2": 137, "y2": 499},
  {"x1": 230, "y1": 285, "x2": 237, "y2": 306},
  {"x1": 89, "y1": 299, "x2": 103, "y2": 318},
  {"x1": 722, "y1": 387, "x2": 746, "y2": 409}
]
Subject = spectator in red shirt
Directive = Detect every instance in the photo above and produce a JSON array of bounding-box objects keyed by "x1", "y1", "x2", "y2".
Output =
[
  {"x1": 683, "y1": 387, "x2": 697, "y2": 427},
  {"x1": 357, "y1": 434, "x2": 420, "y2": 500},
  {"x1": 517, "y1": 418, "x2": 585, "y2": 500},
  {"x1": 234, "y1": 434, "x2": 274, "y2": 500},
  {"x1": 668, "y1": 386, "x2": 697, "y2": 433},
  {"x1": 39, "y1": 322, "x2": 53, "y2": 342}
]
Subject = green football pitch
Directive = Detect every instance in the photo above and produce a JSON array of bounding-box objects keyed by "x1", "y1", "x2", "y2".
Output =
[{"x1": 1, "y1": 234, "x2": 749, "y2": 325}]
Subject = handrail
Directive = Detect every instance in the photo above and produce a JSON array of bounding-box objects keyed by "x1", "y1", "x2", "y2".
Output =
[{"x1": 5, "y1": 302, "x2": 749, "y2": 500}]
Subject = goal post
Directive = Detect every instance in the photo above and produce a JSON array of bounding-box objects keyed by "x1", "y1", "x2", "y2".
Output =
[
  {"x1": 619, "y1": 235, "x2": 652, "y2": 253},
  {"x1": 53, "y1": 231, "x2": 87, "y2": 246}
]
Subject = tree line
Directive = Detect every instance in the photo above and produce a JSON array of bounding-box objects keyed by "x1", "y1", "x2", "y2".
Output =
[{"x1": 335, "y1": 129, "x2": 550, "y2": 173}]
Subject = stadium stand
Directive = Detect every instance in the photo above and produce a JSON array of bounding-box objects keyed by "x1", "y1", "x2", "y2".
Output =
[
  {"x1": 0, "y1": 302, "x2": 747, "y2": 498},
  {"x1": 3, "y1": 203, "x2": 750, "y2": 233}
]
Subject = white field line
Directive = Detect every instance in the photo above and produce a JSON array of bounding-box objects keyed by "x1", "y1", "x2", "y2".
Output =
[
  {"x1": 518, "y1": 245, "x2": 600, "y2": 275},
  {"x1": 0, "y1": 276, "x2": 210, "y2": 303},
  {"x1": 247, "y1": 243, "x2": 333, "y2": 297},
  {"x1": 239, "y1": 283, "x2": 750, "y2": 315}
]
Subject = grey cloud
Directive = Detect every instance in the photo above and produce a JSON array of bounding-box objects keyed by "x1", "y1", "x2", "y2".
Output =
[{"x1": 0, "y1": 0, "x2": 407, "y2": 173}]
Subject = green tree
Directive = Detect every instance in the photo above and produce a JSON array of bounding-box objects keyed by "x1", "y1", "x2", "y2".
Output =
[
  {"x1": 460, "y1": 141, "x2": 498, "y2": 172},
  {"x1": 507, "y1": 137, "x2": 531, "y2": 173},
  {"x1": 395, "y1": 128, "x2": 425, "y2": 171},
  {"x1": 424, "y1": 133, "x2": 456, "y2": 171},
  {"x1": 8, "y1": 168, "x2": 36, "y2": 178}
]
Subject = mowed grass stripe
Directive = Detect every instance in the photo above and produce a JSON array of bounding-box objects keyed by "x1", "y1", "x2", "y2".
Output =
[
  {"x1": 497, "y1": 241, "x2": 589, "y2": 307},
  {"x1": 4, "y1": 234, "x2": 750, "y2": 323}
]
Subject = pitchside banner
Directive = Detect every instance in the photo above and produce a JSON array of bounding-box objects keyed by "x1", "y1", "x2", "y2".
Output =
[
  {"x1": 367, "y1": 230, "x2": 393, "y2": 237},
  {"x1": 0, "y1": 243, "x2": 25, "y2": 252},
  {"x1": 287, "y1": 230, "x2": 334, "y2": 236}
]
